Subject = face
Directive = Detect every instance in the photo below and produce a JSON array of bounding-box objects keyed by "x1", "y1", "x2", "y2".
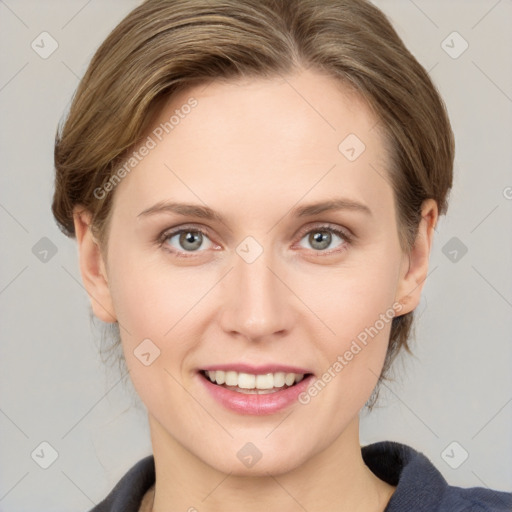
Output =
[{"x1": 76, "y1": 68, "x2": 433, "y2": 476}]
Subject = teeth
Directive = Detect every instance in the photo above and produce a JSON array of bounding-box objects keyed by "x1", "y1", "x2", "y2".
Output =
[
  {"x1": 256, "y1": 374, "x2": 273, "y2": 389},
  {"x1": 204, "y1": 370, "x2": 306, "y2": 389},
  {"x1": 273, "y1": 372, "x2": 285, "y2": 387},
  {"x1": 284, "y1": 373, "x2": 295, "y2": 386},
  {"x1": 238, "y1": 373, "x2": 256, "y2": 389},
  {"x1": 225, "y1": 371, "x2": 238, "y2": 386}
]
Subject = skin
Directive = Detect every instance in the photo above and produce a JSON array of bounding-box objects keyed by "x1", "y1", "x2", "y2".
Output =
[{"x1": 73, "y1": 68, "x2": 437, "y2": 512}]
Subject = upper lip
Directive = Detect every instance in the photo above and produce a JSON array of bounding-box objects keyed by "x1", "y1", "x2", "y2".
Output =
[{"x1": 200, "y1": 363, "x2": 313, "y2": 375}]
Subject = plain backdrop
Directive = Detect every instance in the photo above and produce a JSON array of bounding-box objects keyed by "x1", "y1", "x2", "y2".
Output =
[{"x1": 1, "y1": 0, "x2": 511, "y2": 510}]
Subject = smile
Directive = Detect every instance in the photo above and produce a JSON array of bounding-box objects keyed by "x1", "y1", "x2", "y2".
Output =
[
  {"x1": 201, "y1": 369, "x2": 308, "y2": 394},
  {"x1": 197, "y1": 368, "x2": 315, "y2": 415}
]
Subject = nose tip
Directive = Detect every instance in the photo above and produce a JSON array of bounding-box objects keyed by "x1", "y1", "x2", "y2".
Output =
[{"x1": 218, "y1": 245, "x2": 295, "y2": 342}]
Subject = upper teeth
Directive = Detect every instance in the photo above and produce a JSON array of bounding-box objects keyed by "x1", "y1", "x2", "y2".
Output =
[{"x1": 205, "y1": 370, "x2": 305, "y2": 389}]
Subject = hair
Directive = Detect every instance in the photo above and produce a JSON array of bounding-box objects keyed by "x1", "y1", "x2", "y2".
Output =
[{"x1": 52, "y1": 0, "x2": 454, "y2": 408}]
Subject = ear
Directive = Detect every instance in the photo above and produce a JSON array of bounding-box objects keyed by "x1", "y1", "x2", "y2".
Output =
[
  {"x1": 394, "y1": 199, "x2": 438, "y2": 315},
  {"x1": 73, "y1": 206, "x2": 117, "y2": 323}
]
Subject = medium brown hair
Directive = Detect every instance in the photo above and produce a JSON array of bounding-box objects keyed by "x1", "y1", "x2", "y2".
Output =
[{"x1": 52, "y1": 0, "x2": 454, "y2": 406}]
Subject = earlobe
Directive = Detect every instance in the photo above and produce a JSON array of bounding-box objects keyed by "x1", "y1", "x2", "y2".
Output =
[
  {"x1": 395, "y1": 199, "x2": 438, "y2": 315},
  {"x1": 73, "y1": 206, "x2": 117, "y2": 323}
]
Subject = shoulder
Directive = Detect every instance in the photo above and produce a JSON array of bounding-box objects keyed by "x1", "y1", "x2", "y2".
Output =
[
  {"x1": 87, "y1": 455, "x2": 155, "y2": 512},
  {"x1": 441, "y1": 485, "x2": 512, "y2": 512},
  {"x1": 85, "y1": 443, "x2": 511, "y2": 512},
  {"x1": 362, "y1": 441, "x2": 512, "y2": 512}
]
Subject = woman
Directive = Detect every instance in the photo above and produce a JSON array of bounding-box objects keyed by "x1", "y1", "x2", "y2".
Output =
[{"x1": 51, "y1": 0, "x2": 512, "y2": 510}]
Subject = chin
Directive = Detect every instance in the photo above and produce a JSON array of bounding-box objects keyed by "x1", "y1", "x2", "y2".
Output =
[{"x1": 200, "y1": 442, "x2": 309, "y2": 477}]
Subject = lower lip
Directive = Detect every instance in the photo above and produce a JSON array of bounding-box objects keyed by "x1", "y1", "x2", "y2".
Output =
[{"x1": 198, "y1": 372, "x2": 315, "y2": 415}]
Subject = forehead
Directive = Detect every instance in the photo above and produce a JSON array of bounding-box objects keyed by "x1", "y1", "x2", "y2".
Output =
[{"x1": 112, "y1": 69, "x2": 394, "y2": 221}]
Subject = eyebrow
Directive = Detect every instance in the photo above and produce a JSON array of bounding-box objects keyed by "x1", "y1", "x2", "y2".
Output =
[{"x1": 137, "y1": 198, "x2": 372, "y2": 223}]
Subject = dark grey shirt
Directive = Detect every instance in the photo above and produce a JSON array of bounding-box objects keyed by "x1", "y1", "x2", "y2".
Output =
[{"x1": 89, "y1": 441, "x2": 512, "y2": 511}]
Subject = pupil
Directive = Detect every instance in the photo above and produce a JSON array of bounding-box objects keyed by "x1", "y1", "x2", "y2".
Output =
[
  {"x1": 311, "y1": 231, "x2": 330, "y2": 250},
  {"x1": 181, "y1": 231, "x2": 202, "y2": 250}
]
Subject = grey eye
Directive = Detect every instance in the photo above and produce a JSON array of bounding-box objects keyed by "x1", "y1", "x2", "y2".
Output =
[
  {"x1": 299, "y1": 228, "x2": 345, "y2": 251},
  {"x1": 164, "y1": 229, "x2": 212, "y2": 252}
]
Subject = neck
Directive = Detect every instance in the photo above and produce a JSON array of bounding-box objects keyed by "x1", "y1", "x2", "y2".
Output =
[{"x1": 146, "y1": 414, "x2": 395, "y2": 512}]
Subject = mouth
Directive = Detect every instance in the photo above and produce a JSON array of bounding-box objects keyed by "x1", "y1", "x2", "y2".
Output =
[{"x1": 199, "y1": 369, "x2": 314, "y2": 395}]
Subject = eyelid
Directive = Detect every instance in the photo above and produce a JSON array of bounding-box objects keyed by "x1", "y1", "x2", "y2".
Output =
[
  {"x1": 159, "y1": 223, "x2": 211, "y2": 235},
  {"x1": 295, "y1": 222, "x2": 353, "y2": 243}
]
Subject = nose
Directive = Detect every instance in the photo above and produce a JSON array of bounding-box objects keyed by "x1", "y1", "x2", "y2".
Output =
[{"x1": 218, "y1": 242, "x2": 297, "y2": 343}]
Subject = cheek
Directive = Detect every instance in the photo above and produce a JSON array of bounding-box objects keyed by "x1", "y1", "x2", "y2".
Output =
[
  {"x1": 108, "y1": 264, "x2": 196, "y2": 414},
  {"x1": 106, "y1": 248, "x2": 215, "y2": 390},
  {"x1": 300, "y1": 254, "x2": 400, "y2": 395},
  {"x1": 308, "y1": 254, "x2": 399, "y2": 336},
  {"x1": 107, "y1": 242, "x2": 201, "y2": 338}
]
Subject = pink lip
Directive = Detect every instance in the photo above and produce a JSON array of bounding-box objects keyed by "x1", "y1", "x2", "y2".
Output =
[
  {"x1": 200, "y1": 363, "x2": 313, "y2": 375},
  {"x1": 197, "y1": 371, "x2": 315, "y2": 415}
]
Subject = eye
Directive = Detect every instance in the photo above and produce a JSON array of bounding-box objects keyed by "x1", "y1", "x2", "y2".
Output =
[
  {"x1": 158, "y1": 225, "x2": 215, "y2": 256},
  {"x1": 296, "y1": 224, "x2": 352, "y2": 254},
  {"x1": 157, "y1": 223, "x2": 352, "y2": 258}
]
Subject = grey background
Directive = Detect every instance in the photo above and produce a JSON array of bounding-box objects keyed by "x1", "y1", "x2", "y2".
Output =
[{"x1": 0, "y1": 0, "x2": 511, "y2": 510}]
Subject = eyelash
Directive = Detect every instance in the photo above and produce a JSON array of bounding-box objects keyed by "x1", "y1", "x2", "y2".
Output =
[{"x1": 157, "y1": 223, "x2": 353, "y2": 258}]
